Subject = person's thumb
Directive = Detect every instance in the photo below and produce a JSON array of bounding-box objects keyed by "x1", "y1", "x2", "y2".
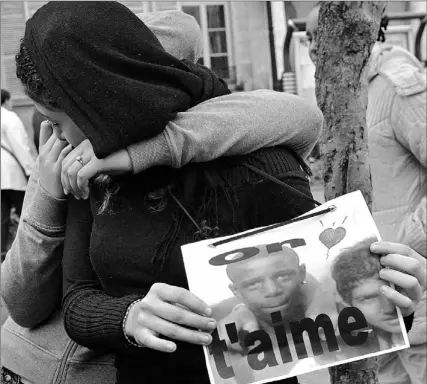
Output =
[{"x1": 39, "y1": 121, "x2": 53, "y2": 149}]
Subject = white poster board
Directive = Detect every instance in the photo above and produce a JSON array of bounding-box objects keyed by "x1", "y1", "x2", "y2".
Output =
[{"x1": 182, "y1": 191, "x2": 409, "y2": 384}]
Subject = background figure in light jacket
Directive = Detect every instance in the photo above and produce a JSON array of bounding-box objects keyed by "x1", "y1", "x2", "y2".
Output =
[
  {"x1": 1, "y1": 89, "x2": 36, "y2": 256},
  {"x1": 366, "y1": 41, "x2": 426, "y2": 384},
  {"x1": 306, "y1": 5, "x2": 426, "y2": 384}
]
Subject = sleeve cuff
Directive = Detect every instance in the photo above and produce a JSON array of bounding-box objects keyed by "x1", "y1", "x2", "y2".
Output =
[
  {"x1": 94, "y1": 294, "x2": 143, "y2": 351},
  {"x1": 63, "y1": 291, "x2": 144, "y2": 353},
  {"x1": 127, "y1": 133, "x2": 173, "y2": 174},
  {"x1": 25, "y1": 180, "x2": 68, "y2": 231}
]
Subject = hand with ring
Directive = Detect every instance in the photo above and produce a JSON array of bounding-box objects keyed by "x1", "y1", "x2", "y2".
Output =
[{"x1": 61, "y1": 139, "x2": 133, "y2": 199}]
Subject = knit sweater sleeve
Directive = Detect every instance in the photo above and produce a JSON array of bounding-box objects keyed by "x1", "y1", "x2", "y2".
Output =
[
  {"x1": 126, "y1": 90, "x2": 323, "y2": 173},
  {"x1": 63, "y1": 284, "x2": 142, "y2": 352},
  {"x1": 62, "y1": 197, "x2": 146, "y2": 352}
]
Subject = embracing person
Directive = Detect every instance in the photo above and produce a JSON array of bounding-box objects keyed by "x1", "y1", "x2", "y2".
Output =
[
  {"x1": 2, "y1": 5, "x2": 322, "y2": 384},
  {"x1": 31, "y1": 3, "x2": 320, "y2": 383}
]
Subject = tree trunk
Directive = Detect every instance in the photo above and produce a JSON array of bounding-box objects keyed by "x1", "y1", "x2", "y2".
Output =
[{"x1": 314, "y1": 1, "x2": 386, "y2": 383}]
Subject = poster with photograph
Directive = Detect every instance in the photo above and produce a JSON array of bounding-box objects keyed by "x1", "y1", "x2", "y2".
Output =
[{"x1": 181, "y1": 191, "x2": 409, "y2": 384}]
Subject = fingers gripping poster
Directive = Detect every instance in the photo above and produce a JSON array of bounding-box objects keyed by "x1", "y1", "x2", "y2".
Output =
[{"x1": 181, "y1": 191, "x2": 409, "y2": 384}]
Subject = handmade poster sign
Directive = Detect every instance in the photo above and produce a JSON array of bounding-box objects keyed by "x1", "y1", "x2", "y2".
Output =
[{"x1": 181, "y1": 191, "x2": 409, "y2": 384}]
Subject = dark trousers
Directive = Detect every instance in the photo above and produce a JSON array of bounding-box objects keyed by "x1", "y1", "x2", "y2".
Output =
[{"x1": 1, "y1": 189, "x2": 25, "y2": 258}]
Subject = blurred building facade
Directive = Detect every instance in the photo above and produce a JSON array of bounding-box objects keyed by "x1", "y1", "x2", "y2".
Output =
[{"x1": 1, "y1": 1, "x2": 425, "y2": 133}]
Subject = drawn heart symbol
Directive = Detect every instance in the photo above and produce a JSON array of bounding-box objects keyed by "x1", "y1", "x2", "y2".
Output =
[{"x1": 319, "y1": 227, "x2": 346, "y2": 250}]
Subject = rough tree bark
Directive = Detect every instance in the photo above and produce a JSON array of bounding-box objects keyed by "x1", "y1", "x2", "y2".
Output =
[{"x1": 314, "y1": 1, "x2": 386, "y2": 384}]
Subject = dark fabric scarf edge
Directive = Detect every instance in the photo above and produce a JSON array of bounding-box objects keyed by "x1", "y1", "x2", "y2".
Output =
[{"x1": 23, "y1": 3, "x2": 231, "y2": 158}]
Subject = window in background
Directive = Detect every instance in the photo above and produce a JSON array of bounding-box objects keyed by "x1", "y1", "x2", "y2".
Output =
[
  {"x1": 1, "y1": 1, "x2": 31, "y2": 102},
  {"x1": 0, "y1": 1, "x2": 236, "y2": 104},
  {"x1": 181, "y1": 3, "x2": 235, "y2": 83}
]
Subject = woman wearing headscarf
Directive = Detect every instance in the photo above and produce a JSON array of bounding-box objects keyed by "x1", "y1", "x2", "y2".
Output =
[
  {"x1": 3, "y1": 9, "x2": 325, "y2": 384},
  {"x1": 15, "y1": 2, "x2": 319, "y2": 383},
  {"x1": 2, "y1": 3, "x2": 321, "y2": 383}
]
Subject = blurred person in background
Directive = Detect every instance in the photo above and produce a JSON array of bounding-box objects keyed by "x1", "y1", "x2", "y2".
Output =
[
  {"x1": 31, "y1": 107, "x2": 44, "y2": 153},
  {"x1": 306, "y1": 4, "x2": 427, "y2": 384},
  {"x1": 2, "y1": 88, "x2": 14, "y2": 110},
  {"x1": 1, "y1": 89, "x2": 36, "y2": 259}
]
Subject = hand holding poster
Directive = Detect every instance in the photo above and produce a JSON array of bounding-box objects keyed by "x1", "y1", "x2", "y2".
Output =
[{"x1": 181, "y1": 191, "x2": 409, "y2": 384}]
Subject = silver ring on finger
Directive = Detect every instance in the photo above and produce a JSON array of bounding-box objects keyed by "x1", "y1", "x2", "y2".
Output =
[{"x1": 75, "y1": 155, "x2": 85, "y2": 167}]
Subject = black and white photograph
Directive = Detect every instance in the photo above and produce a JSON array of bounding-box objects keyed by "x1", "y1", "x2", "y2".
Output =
[{"x1": 1, "y1": 2, "x2": 426, "y2": 384}]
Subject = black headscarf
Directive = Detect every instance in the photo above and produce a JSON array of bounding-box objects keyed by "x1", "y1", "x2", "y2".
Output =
[{"x1": 24, "y1": 1, "x2": 230, "y2": 158}]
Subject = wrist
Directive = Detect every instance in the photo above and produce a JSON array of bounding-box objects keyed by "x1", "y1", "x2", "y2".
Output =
[
  {"x1": 26, "y1": 180, "x2": 68, "y2": 232},
  {"x1": 38, "y1": 179, "x2": 66, "y2": 200},
  {"x1": 127, "y1": 133, "x2": 172, "y2": 174},
  {"x1": 123, "y1": 297, "x2": 145, "y2": 348},
  {"x1": 103, "y1": 149, "x2": 133, "y2": 175}
]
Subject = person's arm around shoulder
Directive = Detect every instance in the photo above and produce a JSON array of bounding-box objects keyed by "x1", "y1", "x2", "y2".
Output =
[
  {"x1": 128, "y1": 90, "x2": 324, "y2": 172},
  {"x1": 1, "y1": 122, "x2": 72, "y2": 327},
  {"x1": 61, "y1": 91, "x2": 324, "y2": 199}
]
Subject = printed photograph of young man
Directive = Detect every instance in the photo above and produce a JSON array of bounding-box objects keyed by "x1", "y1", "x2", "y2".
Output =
[
  {"x1": 209, "y1": 245, "x2": 339, "y2": 384},
  {"x1": 331, "y1": 237, "x2": 406, "y2": 355}
]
